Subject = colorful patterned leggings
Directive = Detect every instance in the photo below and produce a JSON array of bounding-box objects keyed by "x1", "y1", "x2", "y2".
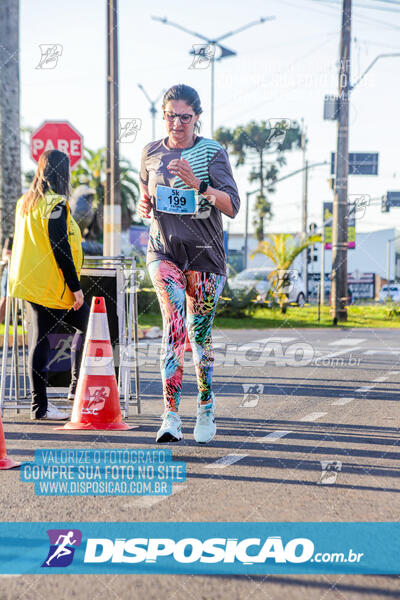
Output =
[{"x1": 148, "y1": 260, "x2": 226, "y2": 412}]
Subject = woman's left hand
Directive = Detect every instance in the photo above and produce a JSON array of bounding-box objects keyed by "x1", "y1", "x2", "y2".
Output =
[{"x1": 167, "y1": 159, "x2": 199, "y2": 189}]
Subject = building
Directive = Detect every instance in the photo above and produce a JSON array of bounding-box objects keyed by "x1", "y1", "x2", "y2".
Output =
[{"x1": 227, "y1": 228, "x2": 400, "y2": 298}]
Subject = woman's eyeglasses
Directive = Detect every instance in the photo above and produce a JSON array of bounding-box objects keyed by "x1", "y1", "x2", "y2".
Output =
[{"x1": 164, "y1": 111, "x2": 194, "y2": 124}]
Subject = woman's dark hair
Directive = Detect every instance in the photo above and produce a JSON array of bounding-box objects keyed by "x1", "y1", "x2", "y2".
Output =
[
  {"x1": 21, "y1": 149, "x2": 71, "y2": 214},
  {"x1": 162, "y1": 84, "x2": 202, "y2": 132}
]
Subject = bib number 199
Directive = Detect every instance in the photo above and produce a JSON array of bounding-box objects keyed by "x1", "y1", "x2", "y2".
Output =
[
  {"x1": 169, "y1": 189, "x2": 186, "y2": 207},
  {"x1": 156, "y1": 184, "x2": 196, "y2": 214}
]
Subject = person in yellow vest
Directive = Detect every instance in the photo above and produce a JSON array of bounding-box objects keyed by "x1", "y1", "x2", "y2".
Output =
[{"x1": 8, "y1": 149, "x2": 89, "y2": 420}]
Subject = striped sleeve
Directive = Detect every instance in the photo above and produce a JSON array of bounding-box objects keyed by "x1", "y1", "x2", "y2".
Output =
[{"x1": 208, "y1": 148, "x2": 240, "y2": 218}]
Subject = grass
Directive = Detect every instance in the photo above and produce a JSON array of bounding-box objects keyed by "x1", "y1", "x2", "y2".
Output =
[
  {"x1": 2, "y1": 305, "x2": 397, "y2": 334},
  {"x1": 138, "y1": 303, "x2": 400, "y2": 329}
]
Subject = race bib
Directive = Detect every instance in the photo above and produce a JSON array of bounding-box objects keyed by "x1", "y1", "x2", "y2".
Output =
[{"x1": 156, "y1": 185, "x2": 197, "y2": 215}]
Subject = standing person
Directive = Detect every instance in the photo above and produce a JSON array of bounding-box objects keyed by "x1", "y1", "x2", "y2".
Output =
[
  {"x1": 138, "y1": 84, "x2": 240, "y2": 444},
  {"x1": 8, "y1": 150, "x2": 89, "y2": 420}
]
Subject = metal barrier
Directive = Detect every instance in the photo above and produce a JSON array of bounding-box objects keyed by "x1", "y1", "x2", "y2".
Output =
[{"x1": 0, "y1": 255, "x2": 141, "y2": 417}]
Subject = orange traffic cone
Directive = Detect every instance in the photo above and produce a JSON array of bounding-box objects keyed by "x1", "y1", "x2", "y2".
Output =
[
  {"x1": 0, "y1": 414, "x2": 20, "y2": 469},
  {"x1": 58, "y1": 297, "x2": 133, "y2": 430},
  {"x1": 185, "y1": 332, "x2": 192, "y2": 352}
]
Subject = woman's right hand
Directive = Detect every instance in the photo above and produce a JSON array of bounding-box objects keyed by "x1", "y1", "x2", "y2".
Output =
[
  {"x1": 72, "y1": 289, "x2": 84, "y2": 311},
  {"x1": 137, "y1": 193, "x2": 152, "y2": 220}
]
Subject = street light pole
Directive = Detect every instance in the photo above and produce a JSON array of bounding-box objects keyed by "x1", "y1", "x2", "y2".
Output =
[
  {"x1": 105, "y1": 0, "x2": 121, "y2": 256},
  {"x1": 138, "y1": 84, "x2": 164, "y2": 141},
  {"x1": 244, "y1": 192, "x2": 250, "y2": 269},
  {"x1": 210, "y1": 55, "x2": 215, "y2": 136},
  {"x1": 151, "y1": 16, "x2": 275, "y2": 137},
  {"x1": 331, "y1": 0, "x2": 351, "y2": 324}
]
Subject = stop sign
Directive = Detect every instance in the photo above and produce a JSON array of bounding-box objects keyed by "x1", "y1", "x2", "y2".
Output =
[{"x1": 31, "y1": 121, "x2": 83, "y2": 169}]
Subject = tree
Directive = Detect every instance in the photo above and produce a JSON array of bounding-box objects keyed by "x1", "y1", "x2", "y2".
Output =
[
  {"x1": 70, "y1": 147, "x2": 140, "y2": 231},
  {"x1": 251, "y1": 233, "x2": 321, "y2": 313},
  {"x1": 0, "y1": 0, "x2": 21, "y2": 245},
  {"x1": 215, "y1": 120, "x2": 302, "y2": 241}
]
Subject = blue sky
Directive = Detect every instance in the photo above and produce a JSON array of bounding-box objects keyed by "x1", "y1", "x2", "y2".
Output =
[{"x1": 20, "y1": 0, "x2": 400, "y2": 235}]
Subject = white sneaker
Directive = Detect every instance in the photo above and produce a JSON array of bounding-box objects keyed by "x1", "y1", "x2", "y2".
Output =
[
  {"x1": 194, "y1": 394, "x2": 216, "y2": 444},
  {"x1": 156, "y1": 411, "x2": 183, "y2": 443},
  {"x1": 43, "y1": 402, "x2": 69, "y2": 420}
]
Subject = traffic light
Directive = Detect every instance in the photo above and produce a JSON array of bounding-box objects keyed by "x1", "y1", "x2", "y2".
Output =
[
  {"x1": 307, "y1": 247, "x2": 318, "y2": 264},
  {"x1": 381, "y1": 194, "x2": 390, "y2": 213}
]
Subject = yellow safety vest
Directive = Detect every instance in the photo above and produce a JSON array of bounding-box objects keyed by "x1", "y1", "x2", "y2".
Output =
[{"x1": 8, "y1": 190, "x2": 83, "y2": 309}]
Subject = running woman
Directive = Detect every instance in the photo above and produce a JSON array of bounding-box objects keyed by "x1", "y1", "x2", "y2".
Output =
[{"x1": 138, "y1": 84, "x2": 240, "y2": 444}]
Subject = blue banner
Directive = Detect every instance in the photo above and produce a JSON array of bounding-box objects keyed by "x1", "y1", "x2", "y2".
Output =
[{"x1": 0, "y1": 522, "x2": 398, "y2": 574}]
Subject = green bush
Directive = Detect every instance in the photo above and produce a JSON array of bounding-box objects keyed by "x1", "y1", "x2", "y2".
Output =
[
  {"x1": 385, "y1": 303, "x2": 400, "y2": 319},
  {"x1": 216, "y1": 280, "x2": 258, "y2": 318}
]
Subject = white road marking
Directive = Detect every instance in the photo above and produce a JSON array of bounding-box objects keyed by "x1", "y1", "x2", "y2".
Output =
[
  {"x1": 317, "y1": 347, "x2": 362, "y2": 360},
  {"x1": 364, "y1": 350, "x2": 396, "y2": 355},
  {"x1": 131, "y1": 484, "x2": 186, "y2": 508},
  {"x1": 329, "y1": 338, "x2": 366, "y2": 346},
  {"x1": 301, "y1": 412, "x2": 327, "y2": 422},
  {"x1": 355, "y1": 386, "x2": 374, "y2": 393},
  {"x1": 260, "y1": 430, "x2": 292, "y2": 441},
  {"x1": 331, "y1": 397, "x2": 354, "y2": 406},
  {"x1": 206, "y1": 454, "x2": 248, "y2": 468},
  {"x1": 391, "y1": 370, "x2": 400, "y2": 375},
  {"x1": 372, "y1": 376, "x2": 388, "y2": 382},
  {"x1": 257, "y1": 337, "x2": 297, "y2": 344}
]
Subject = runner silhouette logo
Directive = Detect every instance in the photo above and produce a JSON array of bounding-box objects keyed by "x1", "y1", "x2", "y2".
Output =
[
  {"x1": 82, "y1": 386, "x2": 110, "y2": 415},
  {"x1": 42, "y1": 529, "x2": 82, "y2": 567}
]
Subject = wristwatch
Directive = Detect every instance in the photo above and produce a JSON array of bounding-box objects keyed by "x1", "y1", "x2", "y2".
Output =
[{"x1": 198, "y1": 180, "x2": 208, "y2": 194}]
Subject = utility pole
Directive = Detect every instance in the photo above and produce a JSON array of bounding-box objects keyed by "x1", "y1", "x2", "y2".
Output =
[
  {"x1": 104, "y1": 0, "x2": 121, "y2": 256},
  {"x1": 300, "y1": 120, "x2": 308, "y2": 297},
  {"x1": 331, "y1": 0, "x2": 352, "y2": 323}
]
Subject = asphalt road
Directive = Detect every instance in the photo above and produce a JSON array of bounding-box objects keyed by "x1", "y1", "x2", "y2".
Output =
[{"x1": 1, "y1": 327, "x2": 399, "y2": 599}]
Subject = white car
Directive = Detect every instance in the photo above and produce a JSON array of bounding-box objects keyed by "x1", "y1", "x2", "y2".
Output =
[
  {"x1": 379, "y1": 284, "x2": 400, "y2": 302},
  {"x1": 229, "y1": 267, "x2": 306, "y2": 306}
]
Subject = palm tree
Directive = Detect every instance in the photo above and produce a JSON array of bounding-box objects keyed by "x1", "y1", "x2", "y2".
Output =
[
  {"x1": 251, "y1": 233, "x2": 321, "y2": 313},
  {"x1": 71, "y1": 147, "x2": 139, "y2": 230},
  {"x1": 0, "y1": 0, "x2": 21, "y2": 244}
]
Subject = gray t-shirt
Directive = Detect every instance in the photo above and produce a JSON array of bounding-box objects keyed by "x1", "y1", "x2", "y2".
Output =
[{"x1": 140, "y1": 135, "x2": 240, "y2": 275}]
